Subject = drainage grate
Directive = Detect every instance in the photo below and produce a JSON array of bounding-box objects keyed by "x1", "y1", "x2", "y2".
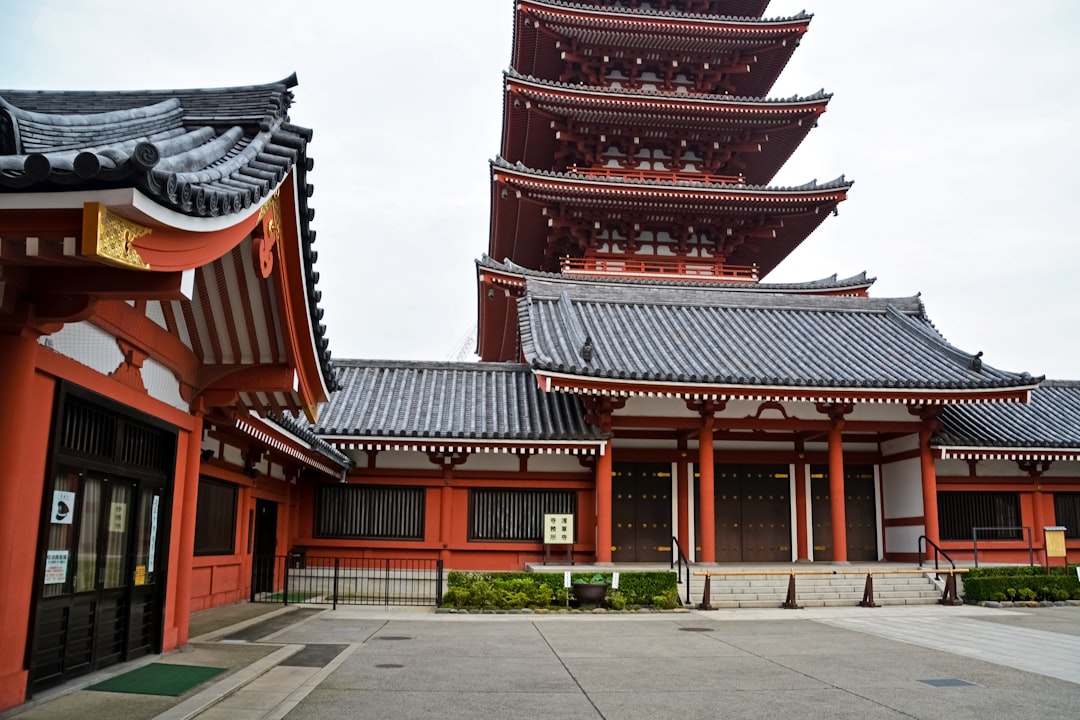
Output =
[
  {"x1": 918, "y1": 679, "x2": 976, "y2": 688},
  {"x1": 376, "y1": 664, "x2": 404, "y2": 669},
  {"x1": 375, "y1": 635, "x2": 413, "y2": 641},
  {"x1": 678, "y1": 627, "x2": 715, "y2": 632}
]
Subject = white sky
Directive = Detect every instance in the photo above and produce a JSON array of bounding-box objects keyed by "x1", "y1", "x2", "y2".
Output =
[{"x1": 4, "y1": 1, "x2": 1079, "y2": 379}]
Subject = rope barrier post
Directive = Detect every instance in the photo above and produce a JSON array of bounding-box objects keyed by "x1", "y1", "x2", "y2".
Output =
[
  {"x1": 697, "y1": 574, "x2": 714, "y2": 611},
  {"x1": 939, "y1": 569, "x2": 962, "y2": 606},
  {"x1": 859, "y1": 568, "x2": 878, "y2": 608},
  {"x1": 782, "y1": 570, "x2": 801, "y2": 609}
]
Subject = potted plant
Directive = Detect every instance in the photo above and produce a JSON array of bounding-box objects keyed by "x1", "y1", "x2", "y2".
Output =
[{"x1": 573, "y1": 573, "x2": 610, "y2": 607}]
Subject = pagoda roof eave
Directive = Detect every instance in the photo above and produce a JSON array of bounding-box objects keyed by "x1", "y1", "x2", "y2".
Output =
[
  {"x1": 477, "y1": 254, "x2": 875, "y2": 294},
  {"x1": 505, "y1": 69, "x2": 833, "y2": 111},
  {"x1": 513, "y1": 0, "x2": 810, "y2": 96},
  {"x1": 530, "y1": 371, "x2": 1039, "y2": 406},
  {"x1": 491, "y1": 157, "x2": 852, "y2": 198}
]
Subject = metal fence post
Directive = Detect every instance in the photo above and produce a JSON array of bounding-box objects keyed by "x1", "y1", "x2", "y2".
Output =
[
  {"x1": 282, "y1": 556, "x2": 289, "y2": 606},
  {"x1": 436, "y1": 560, "x2": 444, "y2": 607},
  {"x1": 333, "y1": 557, "x2": 340, "y2": 610}
]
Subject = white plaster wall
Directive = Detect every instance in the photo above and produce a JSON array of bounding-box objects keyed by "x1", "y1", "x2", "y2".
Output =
[
  {"x1": 527, "y1": 454, "x2": 591, "y2": 473},
  {"x1": 978, "y1": 460, "x2": 1029, "y2": 477},
  {"x1": 845, "y1": 404, "x2": 918, "y2": 423},
  {"x1": 458, "y1": 453, "x2": 519, "y2": 472},
  {"x1": 371, "y1": 451, "x2": 436, "y2": 470},
  {"x1": 618, "y1": 396, "x2": 695, "y2": 418},
  {"x1": 613, "y1": 438, "x2": 677, "y2": 450},
  {"x1": 936, "y1": 459, "x2": 970, "y2": 477},
  {"x1": 885, "y1": 525, "x2": 925, "y2": 556},
  {"x1": 881, "y1": 434, "x2": 919, "y2": 456},
  {"x1": 221, "y1": 444, "x2": 245, "y2": 467},
  {"x1": 141, "y1": 357, "x2": 187, "y2": 411},
  {"x1": 880, "y1": 456, "x2": 923, "y2": 519},
  {"x1": 41, "y1": 321, "x2": 124, "y2": 375}
]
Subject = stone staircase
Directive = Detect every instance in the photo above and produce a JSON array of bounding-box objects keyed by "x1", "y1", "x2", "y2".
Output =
[{"x1": 680, "y1": 567, "x2": 946, "y2": 609}]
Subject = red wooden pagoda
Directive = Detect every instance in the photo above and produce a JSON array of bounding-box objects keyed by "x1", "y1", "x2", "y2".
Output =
[{"x1": 481, "y1": 0, "x2": 851, "y2": 360}]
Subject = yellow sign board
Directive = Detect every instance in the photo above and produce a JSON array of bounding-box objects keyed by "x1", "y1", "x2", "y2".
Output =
[
  {"x1": 1044, "y1": 527, "x2": 1067, "y2": 558},
  {"x1": 544, "y1": 513, "x2": 574, "y2": 545}
]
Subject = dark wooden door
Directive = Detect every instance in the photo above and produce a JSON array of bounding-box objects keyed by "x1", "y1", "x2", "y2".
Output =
[
  {"x1": 252, "y1": 499, "x2": 278, "y2": 593},
  {"x1": 811, "y1": 466, "x2": 878, "y2": 561},
  {"x1": 711, "y1": 465, "x2": 791, "y2": 562},
  {"x1": 31, "y1": 471, "x2": 148, "y2": 692},
  {"x1": 611, "y1": 463, "x2": 672, "y2": 562}
]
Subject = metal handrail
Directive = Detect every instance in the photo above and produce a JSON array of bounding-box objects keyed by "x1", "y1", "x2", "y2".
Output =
[
  {"x1": 917, "y1": 535, "x2": 956, "y2": 579},
  {"x1": 671, "y1": 536, "x2": 692, "y2": 605},
  {"x1": 972, "y1": 526, "x2": 1033, "y2": 567}
]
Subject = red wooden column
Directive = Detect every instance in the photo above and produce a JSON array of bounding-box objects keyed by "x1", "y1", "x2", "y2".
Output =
[
  {"x1": 698, "y1": 415, "x2": 716, "y2": 563},
  {"x1": 0, "y1": 333, "x2": 48, "y2": 709},
  {"x1": 595, "y1": 441, "x2": 613, "y2": 563},
  {"x1": 793, "y1": 445, "x2": 810, "y2": 561},
  {"x1": 440, "y1": 471, "x2": 454, "y2": 565},
  {"x1": 676, "y1": 438, "x2": 690, "y2": 557},
  {"x1": 828, "y1": 419, "x2": 848, "y2": 563},
  {"x1": 919, "y1": 428, "x2": 940, "y2": 547},
  {"x1": 170, "y1": 410, "x2": 204, "y2": 647}
]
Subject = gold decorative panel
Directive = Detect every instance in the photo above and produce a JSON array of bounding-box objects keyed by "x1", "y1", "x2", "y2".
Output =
[{"x1": 81, "y1": 202, "x2": 151, "y2": 270}]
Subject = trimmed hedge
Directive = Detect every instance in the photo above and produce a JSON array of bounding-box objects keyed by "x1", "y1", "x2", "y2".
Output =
[
  {"x1": 444, "y1": 571, "x2": 679, "y2": 610},
  {"x1": 962, "y1": 565, "x2": 1080, "y2": 603}
]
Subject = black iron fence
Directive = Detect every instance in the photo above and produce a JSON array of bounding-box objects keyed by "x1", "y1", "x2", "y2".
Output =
[{"x1": 251, "y1": 555, "x2": 444, "y2": 608}]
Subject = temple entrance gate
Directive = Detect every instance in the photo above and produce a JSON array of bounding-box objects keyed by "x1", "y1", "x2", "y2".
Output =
[
  {"x1": 810, "y1": 465, "x2": 878, "y2": 561},
  {"x1": 611, "y1": 463, "x2": 672, "y2": 562},
  {"x1": 706, "y1": 464, "x2": 792, "y2": 562}
]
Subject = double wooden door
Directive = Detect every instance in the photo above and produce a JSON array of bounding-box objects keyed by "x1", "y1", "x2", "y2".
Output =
[
  {"x1": 31, "y1": 469, "x2": 164, "y2": 693},
  {"x1": 611, "y1": 463, "x2": 672, "y2": 562},
  {"x1": 711, "y1": 465, "x2": 792, "y2": 562},
  {"x1": 810, "y1": 466, "x2": 878, "y2": 561}
]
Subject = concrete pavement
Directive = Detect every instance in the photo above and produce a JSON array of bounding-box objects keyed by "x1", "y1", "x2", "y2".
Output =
[{"x1": 4, "y1": 603, "x2": 1080, "y2": 720}]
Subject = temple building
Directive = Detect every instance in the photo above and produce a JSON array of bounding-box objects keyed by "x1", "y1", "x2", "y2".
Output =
[
  {"x1": 2, "y1": 0, "x2": 1079, "y2": 713},
  {"x1": 0, "y1": 76, "x2": 348, "y2": 705}
]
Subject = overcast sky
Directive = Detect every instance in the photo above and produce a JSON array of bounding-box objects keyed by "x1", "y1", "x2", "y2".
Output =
[{"x1": 4, "y1": 1, "x2": 1079, "y2": 380}]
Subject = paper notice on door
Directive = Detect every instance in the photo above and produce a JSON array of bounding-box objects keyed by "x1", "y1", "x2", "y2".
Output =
[{"x1": 44, "y1": 550, "x2": 68, "y2": 584}]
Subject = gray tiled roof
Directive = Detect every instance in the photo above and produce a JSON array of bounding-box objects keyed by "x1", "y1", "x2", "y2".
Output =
[
  {"x1": 935, "y1": 380, "x2": 1080, "y2": 451},
  {"x1": 267, "y1": 412, "x2": 352, "y2": 470},
  {"x1": 1, "y1": 74, "x2": 307, "y2": 218},
  {"x1": 478, "y1": 255, "x2": 875, "y2": 293},
  {"x1": 518, "y1": 278, "x2": 1039, "y2": 392},
  {"x1": 0, "y1": 75, "x2": 337, "y2": 391},
  {"x1": 314, "y1": 361, "x2": 604, "y2": 443}
]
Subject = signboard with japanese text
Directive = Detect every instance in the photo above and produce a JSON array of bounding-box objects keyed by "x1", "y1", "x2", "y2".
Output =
[
  {"x1": 44, "y1": 550, "x2": 68, "y2": 584},
  {"x1": 544, "y1": 513, "x2": 574, "y2": 545}
]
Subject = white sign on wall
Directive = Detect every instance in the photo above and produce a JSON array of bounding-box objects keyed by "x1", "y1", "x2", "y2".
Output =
[
  {"x1": 52, "y1": 491, "x2": 75, "y2": 524},
  {"x1": 44, "y1": 550, "x2": 68, "y2": 584}
]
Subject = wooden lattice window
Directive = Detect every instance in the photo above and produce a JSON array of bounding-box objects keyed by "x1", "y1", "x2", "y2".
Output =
[
  {"x1": 469, "y1": 489, "x2": 576, "y2": 542},
  {"x1": 938, "y1": 491, "x2": 1021, "y2": 541},
  {"x1": 1053, "y1": 493, "x2": 1080, "y2": 539},
  {"x1": 314, "y1": 485, "x2": 425, "y2": 540}
]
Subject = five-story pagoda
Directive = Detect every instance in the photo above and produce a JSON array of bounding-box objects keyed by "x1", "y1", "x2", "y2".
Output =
[{"x1": 480, "y1": 0, "x2": 851, "y2": 360}]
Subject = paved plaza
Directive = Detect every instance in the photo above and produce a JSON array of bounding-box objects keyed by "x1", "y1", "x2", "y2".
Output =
[{"x1": 6, "y1": 603, "x2": 1080, "y2": 720}]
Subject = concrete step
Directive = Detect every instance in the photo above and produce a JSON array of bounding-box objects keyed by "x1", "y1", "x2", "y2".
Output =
[{"x1": 680, "y1": 569, "x2": 945, "y2": 607}]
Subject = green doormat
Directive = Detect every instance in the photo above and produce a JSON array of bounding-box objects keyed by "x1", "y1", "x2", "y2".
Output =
[{"x1": 88, "y1": 663, "x2": 226, "y2": 696}]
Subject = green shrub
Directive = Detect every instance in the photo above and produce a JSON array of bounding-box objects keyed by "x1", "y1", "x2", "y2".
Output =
[
  {"x1": 961, "y1": 565, "x2": 1080, "y2": 603},
  {"x1": 444, "y1": 571, "x2": 678, "y2": 610}
]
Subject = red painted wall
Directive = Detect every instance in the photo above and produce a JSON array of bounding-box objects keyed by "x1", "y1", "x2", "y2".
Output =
[{"x1": 286, "y1": 473, "x2": 597, "y2": 571}]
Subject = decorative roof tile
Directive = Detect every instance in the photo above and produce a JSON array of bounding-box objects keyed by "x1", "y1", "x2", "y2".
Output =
[
  {"x1": 518, "y1": 277, "x2": 1040, "y2": 393},
  {"x1": 0, "y1": 75, "x2": 338, "y2": 392},
  {"x1": 1, "y1": 75, "x2": 303, "y2": 217},
  {"x1": 314, "y1": 360, "x2": 604, "y2": 443}
]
